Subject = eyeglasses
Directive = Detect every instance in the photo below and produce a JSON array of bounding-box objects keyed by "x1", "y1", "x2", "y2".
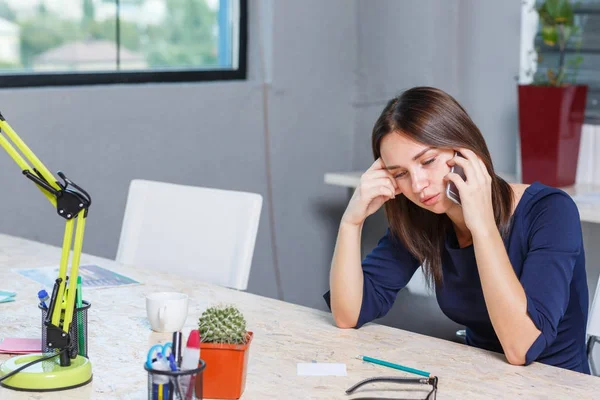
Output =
[{"x1": 345, "y1": 375, "x2": 438, "y2": 400}]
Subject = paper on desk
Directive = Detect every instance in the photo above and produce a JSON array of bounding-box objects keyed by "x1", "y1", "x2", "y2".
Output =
[
  {"x1": 0, "y1": 290, "x2": 16, "y2": 303},
  {"x1": 0, "y1": 338, "x2": 41, "y2": 354},
  {"x1": 12, "y1": 264, "x2": 140, "y2": 289},
  {"x1": 297, "y1": 363, "x2": 347, "y2": 376}
]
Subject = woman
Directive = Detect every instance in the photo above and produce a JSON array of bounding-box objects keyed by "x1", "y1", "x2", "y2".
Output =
[{"x1": 324, "y1": 86, "x2": 590, "y2": 373}]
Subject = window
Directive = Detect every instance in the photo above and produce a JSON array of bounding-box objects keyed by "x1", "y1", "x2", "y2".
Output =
[
  {"x1": 0, "y1": 0, "x2": 247, "y2": 87},
  {"x1": 534, "y1": 0, "x2": 600, "y2": 123}
]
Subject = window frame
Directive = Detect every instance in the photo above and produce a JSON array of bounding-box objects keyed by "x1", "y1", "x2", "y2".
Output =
[{"x1": 0, "y1": 0, "x2": 247, "y2": 88}]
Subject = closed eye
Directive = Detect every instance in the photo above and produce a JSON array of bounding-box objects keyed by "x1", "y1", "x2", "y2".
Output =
[{"x1": 394, "y1": 158, "x2": 435, "y2": 178}]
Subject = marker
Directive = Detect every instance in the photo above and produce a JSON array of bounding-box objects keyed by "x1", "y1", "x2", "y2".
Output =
[{"x1": 172, "y1": 331, "x2": 183, "y2": 367}]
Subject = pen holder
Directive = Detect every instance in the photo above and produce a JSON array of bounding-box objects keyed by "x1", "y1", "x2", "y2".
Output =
[
  {"x1": 40, "y1": 300, "x2": 91, "y2": 359},
  {"x1": 144, "y1": 359, "x2": 206, "y2": 400}
]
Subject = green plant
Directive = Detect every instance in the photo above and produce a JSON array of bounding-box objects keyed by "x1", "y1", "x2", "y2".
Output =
[
  {"x1": 532, "y1": 0, "x2": 584, "y2": 86},
  {"x1": 0, "y1": 60, "x2": 21, "y2": 70},
  {"x1": 198, "y1": 305, "x2": 248, "y2": 344}
]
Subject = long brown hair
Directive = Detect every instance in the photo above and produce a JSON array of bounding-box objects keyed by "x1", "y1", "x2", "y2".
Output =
[{"x1": 372, "y1": 87, "x2": 513, "y2": 288}]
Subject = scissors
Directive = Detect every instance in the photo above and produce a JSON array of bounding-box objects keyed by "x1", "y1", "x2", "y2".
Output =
[{"x1": 146, "y1": 342, "x2": 173, "y2": 369}]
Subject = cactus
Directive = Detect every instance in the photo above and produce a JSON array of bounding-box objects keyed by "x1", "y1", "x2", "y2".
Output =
[{"x1": 198, "y1": 305, "x2": 248, "y2": 344}]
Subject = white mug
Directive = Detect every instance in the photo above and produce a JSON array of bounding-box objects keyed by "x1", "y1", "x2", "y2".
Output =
[{"x1": 146, "y1": 292, "x2": 189, "y2": 332}]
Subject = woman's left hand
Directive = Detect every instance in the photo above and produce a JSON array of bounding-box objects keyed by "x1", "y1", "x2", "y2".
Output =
[{"x1": 445, "y1": 148, "x2": 496, "y2": 235}]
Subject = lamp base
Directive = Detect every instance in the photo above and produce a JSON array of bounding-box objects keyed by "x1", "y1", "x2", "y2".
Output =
[{"x1": 0, "y1": 354, "x2": 92, "y2": 391}]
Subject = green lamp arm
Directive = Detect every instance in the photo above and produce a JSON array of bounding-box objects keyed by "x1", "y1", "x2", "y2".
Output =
[{"x1": 0, "y1": 112, "x2": 91, "y2": 365}]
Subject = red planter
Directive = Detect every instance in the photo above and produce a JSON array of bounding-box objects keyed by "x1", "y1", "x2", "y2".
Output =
[{"x1": 518, "y1": 84, "x2": 588, "y2": 187}]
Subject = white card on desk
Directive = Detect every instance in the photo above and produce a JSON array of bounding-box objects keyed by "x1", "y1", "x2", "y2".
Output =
[{"x1": 297, "y1": 363, "x2": 347, "y2": 376}]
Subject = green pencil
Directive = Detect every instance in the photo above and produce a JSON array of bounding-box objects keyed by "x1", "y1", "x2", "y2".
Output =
[
  {"x1": 356, "y1": 355, "x2": 430, "y2": 377},
  {"x1": 76, "y1": 276, "x2": 85, "y2": 356}
]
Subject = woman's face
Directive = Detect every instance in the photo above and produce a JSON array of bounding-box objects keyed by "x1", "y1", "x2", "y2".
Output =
[{"x1": 380, "y1": 132, "x2": 457, "y2": 214}]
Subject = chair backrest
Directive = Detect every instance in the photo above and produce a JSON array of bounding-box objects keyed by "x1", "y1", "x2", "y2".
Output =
[
  {"x1": 116, "y1": 179, "x2": 262, "y2": 291},
  {"x1": 588, "y1": 275, "x2": 600, "y2": 338}
]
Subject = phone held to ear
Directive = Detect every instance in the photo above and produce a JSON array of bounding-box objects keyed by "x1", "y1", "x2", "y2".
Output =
[{"x1": 446, "y1": 152, "x2": 466, "y2": 205}]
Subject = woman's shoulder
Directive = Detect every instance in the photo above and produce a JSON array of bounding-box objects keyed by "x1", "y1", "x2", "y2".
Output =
[
  {"x1": 513, "y1": 181, "x2": 580, "y2": 230},
  {"x1": 517, "y1": 181, "x2": 577, "y2": 210}
]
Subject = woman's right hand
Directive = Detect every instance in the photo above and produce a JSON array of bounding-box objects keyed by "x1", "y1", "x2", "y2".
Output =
[{"x1": 341, "y1": 158, "x2": 400, "y2": 227}]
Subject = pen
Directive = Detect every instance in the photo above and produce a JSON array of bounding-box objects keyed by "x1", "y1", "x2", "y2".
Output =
[
  {"x1": 168, "y1": 353, "x2": 178, "y2": 372},
  {"x1": 356, "y1": 355, "x2": 430, "y2": 377},
  {"x1": 37, "y1": 289, "x2": 49, "y2": 309},
  {"x1": 166, "y1": 354, "x2": 184, "y2": 400}
]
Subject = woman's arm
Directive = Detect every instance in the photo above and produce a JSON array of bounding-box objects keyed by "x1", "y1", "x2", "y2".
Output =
[
  {"x1": 446, "y1": 149, "x2": 579, "y2": 365},
  {"x1": 329, "y1": 222, "x2": 365, "y2": 328},
  {"x1": 327, "y1": 225, "x2": 421, "y2": 329},
  {"x1": 471, "y1": 226, "x2": 540, "y2": 365},
  {"x1": 447, "y1": 149, "x2": 539, "y2": 364},
  {"x1": 328, "y1": 158, "x2": 399, "y2": 328}
]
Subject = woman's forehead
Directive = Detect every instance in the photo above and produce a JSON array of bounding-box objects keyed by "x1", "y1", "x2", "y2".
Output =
[{"x1": 381, "y1": 133, "x2": 430, "y2": 156}]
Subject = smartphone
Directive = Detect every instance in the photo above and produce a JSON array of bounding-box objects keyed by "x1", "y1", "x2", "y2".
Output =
[{"x1": 446, "y1": 152, "x2": 466, "y2": 205}]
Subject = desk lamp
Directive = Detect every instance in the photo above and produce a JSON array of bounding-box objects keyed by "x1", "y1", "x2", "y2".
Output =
[{"x1": 0, "y1": 112, "x2": 92, "y2": 391}]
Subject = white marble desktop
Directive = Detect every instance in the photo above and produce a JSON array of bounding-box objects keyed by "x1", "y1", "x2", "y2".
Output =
[{"x1": 0, "y1": 234, "x2": 599, "y2": 399}]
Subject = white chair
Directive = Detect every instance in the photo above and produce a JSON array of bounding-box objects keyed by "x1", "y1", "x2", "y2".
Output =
[
  {"x1": 587, "y1": 277, "x2": 600, "y2": 375},
  {"x1": 116, "y1": 179, "x2": 262, "y2": 291}
]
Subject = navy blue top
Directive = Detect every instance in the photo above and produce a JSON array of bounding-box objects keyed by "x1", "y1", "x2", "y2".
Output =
[{"x1": 324, "y1": 182, "x2": 590, "y2": 373}]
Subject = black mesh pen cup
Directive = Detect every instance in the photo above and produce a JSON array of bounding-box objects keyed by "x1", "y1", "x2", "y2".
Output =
[
  {"x1": 144, "y1": 359, "x2": 206, "y2": 400},
  {"x1": 40, "y1": 300, "x2": 91, "y2": 359}
]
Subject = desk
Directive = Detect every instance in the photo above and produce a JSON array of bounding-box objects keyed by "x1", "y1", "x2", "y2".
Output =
[
  {"x1": 324, "y1": 171, "x2": 600, "y2": 224},
  {"x1": 0, "y1": 234, "x2": 599, "y2": 399}
]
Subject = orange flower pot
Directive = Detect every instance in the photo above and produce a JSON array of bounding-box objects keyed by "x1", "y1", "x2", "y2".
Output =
[{"x1": 196, "y1": 332, "x2": 253, "y2": 399}]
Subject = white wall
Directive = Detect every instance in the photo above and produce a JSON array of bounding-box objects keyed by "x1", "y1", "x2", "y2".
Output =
[
  {"x1": 457, "y1": 1, "x2": 522, "y2": 175},
  {"x1": 353, "y1": 0, "x2": 521, "y2": 174},
  {"x1": 266, "y1": 0, "x2": 357, "y2": 307},
  {"x1": 0, "y1": 0, "x2": 357, "y2": 307}
]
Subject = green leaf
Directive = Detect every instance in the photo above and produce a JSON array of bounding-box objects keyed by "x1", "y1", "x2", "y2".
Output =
[
  {"x1": 537, "y1": 4, "x2": 554, "y2": 26},
  {"x1": 567, "y1": 55, "x2": 584, "y2": 67},
  {"x1": 538, "y1": 0, "x2": 574, "y2": 26},
  {"x1": 544, "y1": 0, "x2": 561, "y2": 17},
  {"x1": 556, "y1": 0, "x2": 574, "y2": 25},
  {"x1": 556, "y1": 68, "x2": 566, "y2": 85},
  {"x1": 562, "y1": 25, "x2": 573, "y2": 42},
  {"x1": 547, "y1": 69, "x2": 558, "y2": 86},
  {"x1": 542, "y1": 26, "x2": 558, "y2": 46}
]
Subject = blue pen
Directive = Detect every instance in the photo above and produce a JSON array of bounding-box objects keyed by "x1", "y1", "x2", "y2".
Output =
[
  {"x1": 167, "y1": 353, "x2": 185, "y2": 398},
  {"x1": 37, "y1": 289, "x2": 49, "y2": 309},
  {"x1": 168, "y1": 353, "x2": 178, "y2": 371}
]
